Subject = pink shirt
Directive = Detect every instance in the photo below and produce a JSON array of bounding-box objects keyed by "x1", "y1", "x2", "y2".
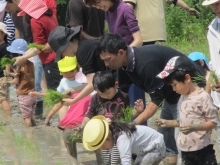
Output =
[{"x1": 177, "y1": 88, "x2": 218, "y2": 152}]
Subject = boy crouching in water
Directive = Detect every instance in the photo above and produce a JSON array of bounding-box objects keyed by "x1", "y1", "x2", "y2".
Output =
[
  {"x1": 156, "y1": 56, "x2": 218, "y2": 165},
  {"x1": 7, "y1": 39, "x2": 36, "y2": 127}
]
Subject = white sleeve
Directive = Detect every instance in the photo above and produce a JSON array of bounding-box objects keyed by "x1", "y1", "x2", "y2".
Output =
[
  {"x1": 116, "y1": 134, "x2": 133, "y2": 165},
  {"x1": 57, "y1": 81, "x2": 64, "y2": 93}
]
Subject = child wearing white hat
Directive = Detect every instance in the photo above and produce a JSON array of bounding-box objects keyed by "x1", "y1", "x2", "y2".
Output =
[{"x1": 83, "y1": 115, "x2": 166, "y2": 165}]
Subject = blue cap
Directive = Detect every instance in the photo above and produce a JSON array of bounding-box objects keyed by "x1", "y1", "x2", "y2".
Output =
[
  {"x1": 7, "y1": 39, "x2": 28, "y2": 55},
  {"x1": 188, "y1": 52, "x2": 209, "y2": 68}
]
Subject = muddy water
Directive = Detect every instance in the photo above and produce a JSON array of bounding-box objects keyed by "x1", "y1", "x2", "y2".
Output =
[
  {"x1": 0, "y1": 89, "x2": 219, "y2": 165},
  {"x1": 0, "y1": 87, "x2": 97, "y2": 165}
]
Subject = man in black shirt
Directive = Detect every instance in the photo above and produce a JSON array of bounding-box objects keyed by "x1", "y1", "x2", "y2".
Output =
[{"x1": 95, "y1": 33, "x2": 205, "y2": 165}]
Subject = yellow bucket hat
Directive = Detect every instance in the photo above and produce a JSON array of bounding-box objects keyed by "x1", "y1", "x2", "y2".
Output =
[
  {"x1": 83, "y1": 115, "x2": 109, "y2": 151},
  {"x1": 57, "y1": 56, "x2": 78, "y2": 72}
]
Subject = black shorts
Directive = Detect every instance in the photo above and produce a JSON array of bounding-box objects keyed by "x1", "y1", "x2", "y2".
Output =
[
  {"x1": 43, "y1": 61, "x2": 62, "y2": 90},
  {"x1": 181, "y1": 144, "x2": 217, "y2": 165}
]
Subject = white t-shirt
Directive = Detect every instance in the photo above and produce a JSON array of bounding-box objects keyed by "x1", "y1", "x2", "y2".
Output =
[
  {"x1": 57, "y1": 78, "x2": 81, "y2": 93},
  {"x1": 116, "y1": 125, "x2": 164, "y2": 165}
]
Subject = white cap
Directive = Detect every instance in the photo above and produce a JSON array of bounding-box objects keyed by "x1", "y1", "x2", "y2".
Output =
[
  {"x1": 0, "y1": 22, "x2": 11, "y2": 36},
  {"x1": 202, "y1": 0, "x2": 219, "y2": 6},
  {"x1": 0, "y1": 0, "x2": 6, "y2": 12}
]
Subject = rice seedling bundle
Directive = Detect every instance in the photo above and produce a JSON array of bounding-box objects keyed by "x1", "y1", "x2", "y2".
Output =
[
  {"x1": 43, "y1": 90, "x2": 64, "y2": 106},
  {"x1": 0, "y1": 57, "x2": 15, "y2": 68},
  {"x1": 28, "y1": 43, "x2": 44, "y2": 50},
  {"x1": 119, "y1": 106, "x2": 133, "y2": 123}
]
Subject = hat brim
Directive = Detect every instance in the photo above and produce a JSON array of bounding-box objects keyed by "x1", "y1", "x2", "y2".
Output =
[
  {"x1": 202, "y1": 0, "x2": 219, "y2": 6},
  {"x1": 157, "y1": 70, "x2": 175, "y2": 79},
  {"x1": 7, "y1": 46, "x2": 25, "y2": 55},
  {"x1": 54, "y1": 26, "x2": 81, "y2": 62},
  {"x1": 83, "y1": 115, "x2": 109, "y2": 151},
  {"x1": 59, "y1": 64, "x2": 77, "y2": 72},
  {"x1": 0, "y1": 2, "x2": 7, "y2": 12}
]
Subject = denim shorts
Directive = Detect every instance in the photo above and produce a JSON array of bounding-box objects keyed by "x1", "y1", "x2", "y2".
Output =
[{"x1": 157, "y1": 100, "x2": 179, "y2": 156}]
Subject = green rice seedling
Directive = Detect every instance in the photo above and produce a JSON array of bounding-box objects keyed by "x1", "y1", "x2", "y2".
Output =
[
  {"x1": 28, "y1": 43, "x2": 44, "y2": 50},
  {"x1": 119, "y1": 106, "x2": 133, "y2": 123},
  {"x1": 0, "y1": 57, "x2": 15, "y2": 68},
  {"x1": 43, "y1": 89, "x2": 64, "y2": 106},
  {"x1": 70, "y1": 126, "x2": 83, "y2": 142},
  {"x1": 191, "y1": 72, "x2": 206, "y2": 84},
  {"x1": 210, "y1": 71, "x2": 219, "y2": 86}
]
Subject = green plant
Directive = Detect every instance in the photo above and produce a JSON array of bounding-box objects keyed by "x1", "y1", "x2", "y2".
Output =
[
  {"x1": 0, "y1": 57, "x2": 15, "y2": 68},
  {"x1": 192, "y1": 72, "x2": 206, "y2": 83},
  {"x1": 27, "y1": 43, "x2": 44, "y2": 49},
  {"x1": 210, "y1": 71, "x2": 219, "y2": 86},
  {"x1": 119, "y1": 106, "x2": 133, "y2": 123},
  {"x1": 43, "y1": 90, "x2": 64, "y2": 106}
]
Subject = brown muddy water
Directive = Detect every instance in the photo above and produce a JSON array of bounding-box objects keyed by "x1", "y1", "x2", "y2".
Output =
[{"x1": 0, "y1": 89, "x2": 219, "y2": 165}]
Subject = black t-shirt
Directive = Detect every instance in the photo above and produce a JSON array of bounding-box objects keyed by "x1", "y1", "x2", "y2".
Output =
[
  {"x1": 66, "y1": 0, "x2": 105, "y2": 37},
  {"x1": 118, "y1": 45, "x2": 205, "y2": 105},
  {"x1": 85, "y1": 90, "x2": 130, "y2": 120},
  {"x1": 76, "y1": 39, "x2": 106, "y2": 75},
  {"x1": 0, "y1": 43, "x2": 10, "y2": 77}
]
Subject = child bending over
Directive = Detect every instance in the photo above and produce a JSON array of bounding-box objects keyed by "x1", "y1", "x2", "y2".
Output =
[
  {"x1": 156, "y1": 56, "x2": 218, "y2": 165},
  {"x1": 83, "y1": 115, "x2": 166, "y2": 165},
  {"x1": 69, "y1": 71, "x2": 143, "y2": 165}
]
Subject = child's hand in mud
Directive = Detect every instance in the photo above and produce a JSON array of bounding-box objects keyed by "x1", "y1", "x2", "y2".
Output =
[
  {"x1": 134, "y1": 99, "x2": 144, "y2": 114},
  {"x1": 155, "y1": 118, "x2": 168, "y2": 127},
  {"x1": 44, "y1": 117, "x2": 50, "y2": 126},
  {"x1": 180, "y1": 124, "x2": 198, "y2": 135}
]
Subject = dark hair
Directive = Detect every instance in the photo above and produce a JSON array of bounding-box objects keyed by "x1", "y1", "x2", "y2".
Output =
[
  {"x1": 193, "y1": 60, "x2": 210, "y2": 71},
  {"x1": 43, "y1": 8, "x2": 53, "y2": 17},
  {"x1": 84, "y1": 0, "x2": 118, "y2": 6},
  {"x1": 5, "y1": 0, "x2": 13, "y2": 3},
  {"x1": 163, "y1": 70, "x2": 197, "y2": 85},
  {"x1": 96, "y1": 33, "x2": 127, "y2": 55},
  {"x1": 93, "y1": 71, "x2": 116, "y2": 93},
  {"x1": 109, "y1": 121, "x2": 136, "y2": 144}
]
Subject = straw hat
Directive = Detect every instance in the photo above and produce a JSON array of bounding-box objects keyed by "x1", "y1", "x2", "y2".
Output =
[
  {"x1": 83, "y1": 115, "x2": 109, "y2": 151},
  {"x1": 57, "y1": 56, "x2": 78, "y2": 72},
  {"x1": 202, "y1": 0, "x2": 219, "y2": 6}
]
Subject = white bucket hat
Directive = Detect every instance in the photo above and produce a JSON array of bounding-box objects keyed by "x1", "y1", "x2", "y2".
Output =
[
  {"x1": 202, "y1": 0, "x2": 219, "y2": 6},
  {"x1": 0, "y1": 22, "x2": 11, "y2": 36},
  {"x1": 83, "y1": 115, "x2": 109, "y2": 151}
]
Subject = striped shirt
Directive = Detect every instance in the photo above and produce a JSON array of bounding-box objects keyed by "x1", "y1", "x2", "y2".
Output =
[{"x1": 3, "y1": 12, "x2": 15, "y2": 45}]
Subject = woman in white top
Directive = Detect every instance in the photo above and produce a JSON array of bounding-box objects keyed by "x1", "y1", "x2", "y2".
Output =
[{"x1": 83, "y1": 115, "x2": 166, "y2": 165}]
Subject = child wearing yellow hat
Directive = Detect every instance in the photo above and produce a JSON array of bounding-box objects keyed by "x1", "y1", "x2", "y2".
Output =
[
  {"x1": 29, "y1": 56, "x2": 102, "y2": 164},
  {"x1": 83, "y1": 115, "x2": 166, "y2": 165}
]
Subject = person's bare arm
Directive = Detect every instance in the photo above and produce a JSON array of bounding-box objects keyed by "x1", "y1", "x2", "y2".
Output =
[
  {"x1": 180, "y1": 121, "x2": 217, "y2": 135},
  {"x1": 130, "y1": 31, "x2": 143, "y2": 47},
  {"x1": 81, "y1": 117, "x2": 91, "y2": 128},
  {"x1": 176, "y1": 0, "x2": 199, "y2": 15},
  {"x1": 132, "y1": 101, "x2": 158, "y2": 125},
  {"x1": 155, "y1": 118, "x2": 179, "y2": 127},
  {"x1": 62, "y1": 73, "x2": 95, "y2": 106},
  {"x1": 15, "y1": 29, "x2": 20, "y2": 39}
]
